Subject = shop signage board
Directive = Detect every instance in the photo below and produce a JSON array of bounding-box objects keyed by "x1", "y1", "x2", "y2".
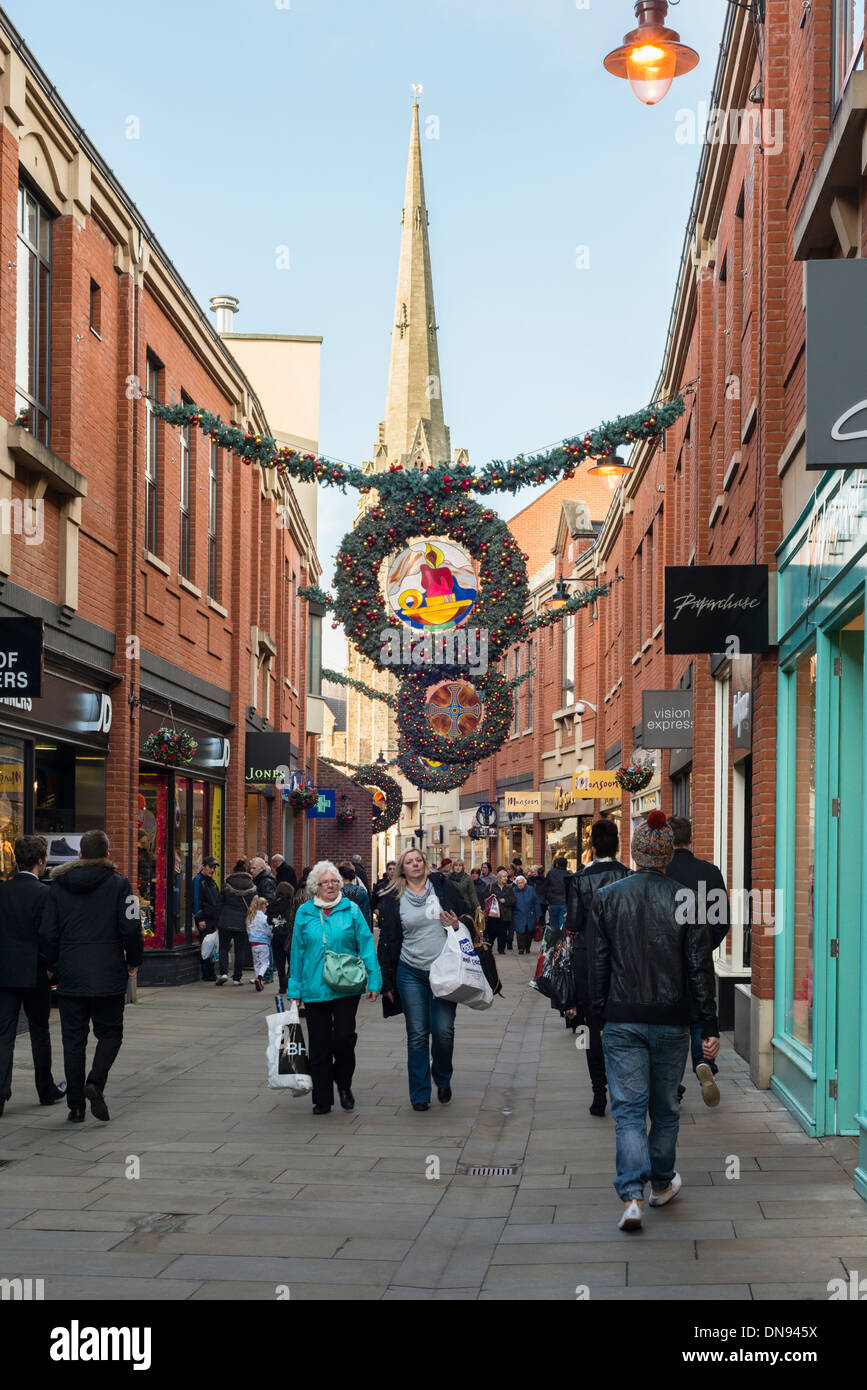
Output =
[
  {"x1": 474, "y1": 803, "x2": 498, "y2": 827},
  {"x1": 664, "y1": 565, "x2": 769, "y2": 654},
  {"x1": 244, "y1": 732, "x2": 294, "y2": 783},
  {"x1": 572, "y1": 769, "x2": 621, "y2": 796},
  {"x1": 503, "y1": 790, "x2": 541, "y2": 814},
  {"x1": 540, "y1": 777, "x2": 594, "y2": 818},
  {"x1": 306, "y1": 790, "x2": 336, "y2": 818},
  {"x1": 732, "y1": 654, "x2": 752, "y2": 760},
  {"x1": 642, "y1": 690, "x2": 694, "y2": 748},
  {"x1": 472, "y1": 825, "x2": 498, "y2": 839},
  {"x1": 0, "y1": 618, "x2": 43, "y2": 697},
  {"x1": 806, "y1": 260, "x2": 867, "y2": 471}
]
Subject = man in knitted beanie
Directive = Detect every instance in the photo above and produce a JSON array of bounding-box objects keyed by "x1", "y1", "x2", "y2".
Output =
[{"x1": 587, "y1": 810, "x2": 720, "y2": 1233}]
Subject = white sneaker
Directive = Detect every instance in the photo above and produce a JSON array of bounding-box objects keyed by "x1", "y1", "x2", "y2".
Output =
[
  {"x1": 215, "y1": 975, "x2": 228, "y2": 986},
  {"x1": 696, "y1": 1063, "x2": 721, "y2": 1107},
  {"x1": 649, "y1": 1172, "x2": 682, "y2": 1207},
  {"x1": 618, "y1": 1199, "x2": 644, "y2": 1231},
  {"x1": 232, "y1": 979, "x2": 243, "y2": 986}
]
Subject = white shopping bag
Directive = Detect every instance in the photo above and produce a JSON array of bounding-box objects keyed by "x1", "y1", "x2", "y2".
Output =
[
  {"x1": 200, "y1": 930, "x2": 218, "y2": 961},
  {"x1": 266, "y1": 1001, "x2": 313, "y2": 1094},
  {"x1": 429, "y1": 925, "x2": 493, "y2": 1010}
]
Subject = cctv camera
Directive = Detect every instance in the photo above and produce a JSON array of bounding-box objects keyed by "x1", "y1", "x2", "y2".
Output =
[{"x1": 575, "y1": 702, "x2": 586, "y2": 716}]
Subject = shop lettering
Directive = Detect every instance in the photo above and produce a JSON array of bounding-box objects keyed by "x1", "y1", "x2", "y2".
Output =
[
  {"x1": 646, "y1": 708, "x2": 691, "y2": 731},
  {"x1": 671, "y1": 593, "x2": 761, "y2": 622},
  {"x1": 0, "y1": 697, "x2": 32, "y2": 710}
]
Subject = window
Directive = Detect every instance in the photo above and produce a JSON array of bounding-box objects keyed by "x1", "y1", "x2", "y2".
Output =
[
  {"x1": 787, "y1": 649, "x2": 816, "y2": 1050},
  {"x1": 561, "y1": 612, "x2": 575, "y2": 707},
  {"x1": 179, "y1": 393, "x2": 192, "y2": 580},
  {"x1": 512, "y1": 647, "x2": 520, "y2": 734},
  {"x1": 208, "y1": 441, "x2": 219, "y2": 599},
  {"x1": 525, "y1": 642, "x2": 533, "y2": 731},
  {"x1": 145, "y1": 353, "x2": 162, "y2": 555},
  {"x1": 833, "y1": 0, "x2": 864, "y2": 104},
  {"x1": 671, "y1": 771, "x2": 692, "y2": 820},
  {"x1": 89, "y1": 280, "x2": 101, "y2": 337},
  {"x1": 646, "y1": 523, "x2": 654, "y2": 640},
  {"x1": 308, "y1": 612, "x2": 322, "y2": 696},
  {"x1": 16, "y1": 183, "x2": 52, "y2": 444}
]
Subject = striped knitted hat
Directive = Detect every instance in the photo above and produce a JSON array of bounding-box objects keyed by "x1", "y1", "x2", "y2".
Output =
[{"x1": 631, "y1": 809, "x2": 675, "y2": 870}]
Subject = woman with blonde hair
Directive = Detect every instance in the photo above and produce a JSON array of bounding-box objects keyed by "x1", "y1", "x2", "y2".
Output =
[
  {"x1": 287, "y1": 861, "x2": 381, "y2": 1114},
  {"x1": 377, "y1": 848, "x2": 465, "y2": 1111}
]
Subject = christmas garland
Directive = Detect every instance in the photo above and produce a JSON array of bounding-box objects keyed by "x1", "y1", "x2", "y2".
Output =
[
  {"x1": 321, "y1": 668, "x2": 396, "y2": 707},
  {"x1": 143, "y1": 727, "x2": 197, "y2": 766},
  {"x1": 149, "y1": 396, "x2": 684, "y2": 498},
  {"x1": 395, "y1": 739, "x2": 475, "y2": 792},
  {"x1": 320, "y1": 757, "x2": 403, "y2": 833},
  {"x1": 395, "y1": 670, "x2": 513, "y2": 764},
  {"x1": 332, "y1": 494, "x2": 528, "y2": 670}
]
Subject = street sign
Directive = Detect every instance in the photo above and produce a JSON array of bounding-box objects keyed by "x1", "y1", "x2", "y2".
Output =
[{"x1": 307, "y1": 790, "x2": 336, "y2": 818}]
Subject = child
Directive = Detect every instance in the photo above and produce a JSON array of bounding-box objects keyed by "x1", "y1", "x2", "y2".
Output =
[{"x1": 246, "y1": 896, "x2": 272, "y2": 991}]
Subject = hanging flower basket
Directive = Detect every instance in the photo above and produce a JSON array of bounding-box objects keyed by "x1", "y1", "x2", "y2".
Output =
[
  {"x1": 337, "y1": 804, "x2": 357, "y2": 825},
  {"x1": 288, "y1": 785, "x2": 318, "y2": 813},
  {"x1": 615, "y1": 764, "x2": 654, "y2": 793},
  {"x1": 144, "y1": 726, "x2": 198, "y2": 767}
]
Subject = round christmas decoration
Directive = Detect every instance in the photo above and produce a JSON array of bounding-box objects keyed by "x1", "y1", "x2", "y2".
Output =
[
  {"x1": 350, "y1": 764, "x2": 403, "y2": 833},
  {"x1": 333, "y1": 493, "x2": 528, "y2": 670},
  {"x1": 396, "y1": 669, "x2": 513, "y2": 763},
  {"x1": 425, "y1": 679, "x2": 484, "y2": 740},
  {"x1": 386, "y1": 537, "x2": 478, "y2": 631},
  {"x1": 615, "y1": 764, "x2": 654, "y2": 793},
  {"x1": 396, "y1": 740, "x2": 474, "y2": 792},
  {"x1": 143, "y1": 727, "x2": 197, "y2": 767}
]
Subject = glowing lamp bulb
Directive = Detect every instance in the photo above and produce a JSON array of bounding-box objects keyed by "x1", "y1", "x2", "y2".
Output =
[{"x1": 626, "y1": 42, "x2": 676, "y2": 104}]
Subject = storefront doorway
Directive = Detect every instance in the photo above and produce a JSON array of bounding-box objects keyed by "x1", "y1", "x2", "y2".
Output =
[{"x1": 826, "y1": 616, "x2": 863, "y2": 1137}]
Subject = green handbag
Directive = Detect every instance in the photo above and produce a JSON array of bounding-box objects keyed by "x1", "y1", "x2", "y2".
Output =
[{"x1": 320, "y1": 910, "x2": 368, "y2": 994}]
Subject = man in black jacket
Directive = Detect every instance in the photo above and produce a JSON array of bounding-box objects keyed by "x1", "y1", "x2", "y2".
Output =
[
  {"x1": 39, "y1": 829, "x2": 143, "y2": 1124},
  {"x1": 270, "y1": 854, "x2": 297, "y2": 890},
  {"x1": 249, "y1": 857, "x2": 276, "y2": 903},
  {"x1": 565, "y1": 818, "x2": 630, "y2": 1117},
  {"x1": 588, "y1": 811, "x2": 719, "y2": 1232},
  {"x1": 666, "y1": 816, "x2": 730, "y2": 1106},
  {"x1": 543, "y1": 857, "x2": 571, "y2": 939},
  {"x1": 0, "y1": 835, "x2": 66, "y2": 1115},
  {"x1": 193, "y1": 857, "x2": 220, "y2": 981},
  {"x1": 371, "y1": 861, "x2": 396, "y2": 915}
]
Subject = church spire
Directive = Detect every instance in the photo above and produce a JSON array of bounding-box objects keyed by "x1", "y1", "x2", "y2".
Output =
[{"x1": 376, "y1": 95, "x2": 451, "y2": 471}]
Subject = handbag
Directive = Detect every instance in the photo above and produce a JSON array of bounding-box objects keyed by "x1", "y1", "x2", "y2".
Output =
[
  {"x1": 320, "y1": 909, "x2": 367, "y2": 994},
  {"x1": 485, "y1": 893, "x2": 500, "y2": 918}
]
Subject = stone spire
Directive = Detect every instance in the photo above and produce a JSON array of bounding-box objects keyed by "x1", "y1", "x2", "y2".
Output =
[{"x1": 376, "y1": 98, "x2": 451, "y2": 471}]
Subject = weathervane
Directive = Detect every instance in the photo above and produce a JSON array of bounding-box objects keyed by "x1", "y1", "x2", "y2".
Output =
[{"x1": 411, "y1": 83, "x2": 423, "y2": 102}]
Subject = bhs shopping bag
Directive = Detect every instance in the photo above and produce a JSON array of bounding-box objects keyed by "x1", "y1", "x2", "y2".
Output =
[
  {"x1": 429, "y1": 925, "x2": 493, "y2": 1009},
  {"x1": 266, "y1": 1001, "x2": 313, "y2": 1094}
]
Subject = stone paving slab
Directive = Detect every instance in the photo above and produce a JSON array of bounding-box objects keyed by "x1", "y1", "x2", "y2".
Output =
[{"x1": 0, "y1": 949, "x2": 862, "y2": 1300}]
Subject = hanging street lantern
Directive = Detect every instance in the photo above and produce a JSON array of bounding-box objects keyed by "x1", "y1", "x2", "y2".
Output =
[
  {"x1": 604, "y1": 1, "x2": 699, "y2": 106},
  {"x1": 586, "y1": 452, "x2": 633, "y2": 480}
]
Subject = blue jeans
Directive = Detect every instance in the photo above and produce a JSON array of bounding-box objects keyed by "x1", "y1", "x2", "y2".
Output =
[
  {"x1": 396, "y1": 960, "x2": 457, "y2": 1104},
  {"x1": 691, "y1": 1021, "x2": 718, "y2": 1075},
  {"x1": 602, "y1": 1022, "x2": 690, "y2": 1201},
  {"x1": 547, "y1": 904, "x2": 566, "y2": 934}
]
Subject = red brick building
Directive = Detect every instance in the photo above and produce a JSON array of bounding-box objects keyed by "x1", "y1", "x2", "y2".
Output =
[{"x1": 0, "y1": 18, "x2": 322, "y2": 982}]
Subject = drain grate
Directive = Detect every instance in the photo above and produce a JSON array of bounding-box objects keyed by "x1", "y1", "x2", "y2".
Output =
[{"x1": 468, "y1": 1165, "x2": 516, "y2": 1176}]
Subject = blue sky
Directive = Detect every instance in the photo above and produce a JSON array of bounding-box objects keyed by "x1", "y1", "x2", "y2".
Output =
[{"x1": 8, "y1": 0, "x2": 728, "y2": 666}]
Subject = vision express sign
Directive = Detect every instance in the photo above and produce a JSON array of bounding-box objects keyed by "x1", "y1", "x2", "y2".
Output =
[
  {"x1": 642, "y1": 690, "x2": 693, "y2": 749},
  {"x1": 664, "y1": 566, "x2": 769, "y2": 655}
]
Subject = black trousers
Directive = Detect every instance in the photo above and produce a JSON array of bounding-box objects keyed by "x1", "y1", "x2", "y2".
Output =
[
  {"x1": 218, "y1": 929, "x2": 245, "y2": 981},
  {"x1": 272, "y1": 937, "x2": 289, "y2": 993},
  {"x1": 0, "y1": 978, "x2": 57, "y2": 1102},
  {"x1": 484, "y1": 919, "x2": 508, "y2": 953},
  {"x1": 58, "y1": 994, "x2": 125, "y2": 1110},
  {"x1": 583, "y1": 1018, "x2": 607, "y2": 1094},
  {"x1": 515, "y1": 931, "x2": 534, "y2": 954},
  {"x1": 303, "y1": 995, "x2": 360, "y2": 1109}
]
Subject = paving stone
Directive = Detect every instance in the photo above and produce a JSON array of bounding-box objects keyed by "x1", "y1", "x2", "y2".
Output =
[
  {"x1": 39, "y1": 1278, "x2": 203, "y2": 1301},
  {"x1": 188, "y1": 1281, "x2": 386, "y2": 1300},
  {"x1": 163, "y1": 1255, "x2": 401, "y2": 1283}
]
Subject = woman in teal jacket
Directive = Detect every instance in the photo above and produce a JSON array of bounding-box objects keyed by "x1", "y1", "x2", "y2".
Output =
[{"x1": 287, "y1": 860, "x2": 382, "y2": 1115}]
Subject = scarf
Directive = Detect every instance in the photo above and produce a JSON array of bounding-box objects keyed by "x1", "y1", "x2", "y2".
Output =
[
  {"x1": 403, "y1": 880, "x2": 433, "y2": 908},
  {"x1": 313, "y1": 895, "x2": 337, "y2": 913}
]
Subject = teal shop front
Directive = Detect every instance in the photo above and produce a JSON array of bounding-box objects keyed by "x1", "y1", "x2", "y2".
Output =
[{"x1": 774, "y1": 468, "x2": 867, "y2": 1201}]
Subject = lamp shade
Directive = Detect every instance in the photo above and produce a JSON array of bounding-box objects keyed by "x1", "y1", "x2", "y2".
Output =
[
  {"x1": 604, "y1": 1, "x2": 699, "y2": 106},
  {"x1": 586, "y1": 453, "x2": 633, "y2": 478}
]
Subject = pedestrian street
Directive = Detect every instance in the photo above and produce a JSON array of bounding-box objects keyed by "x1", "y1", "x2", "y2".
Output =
[{"x1": 0, "y1": 952, "x2": 864, "y2": 1302}]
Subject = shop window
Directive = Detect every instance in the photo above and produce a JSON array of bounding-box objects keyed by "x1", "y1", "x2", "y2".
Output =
[
  {"x1": 0, "y1": 740, "x2": 26, "y2": 880},
  {"x1": 16, "y1": 182, "x2": 52, "y2": 444},
  {"x1": 138, "y1": 772, "x2": 167, "y2": 948},
  {"x1": 33, "y1": 743, "x2": 106, "y2": 836},
  {"x1": 544, "y1": 816, "x2": 588, "y2": 872},
  {"x1": 89, "y1": 279, "x2": 101, "y2": 337},
  {"x1": 561, "y1": 613, "x2": 575, "y2": 708},
  {"x1": 671, "y1": 770, "x2": 692, "y2": 820},
  {"x1": 179, "y1": 396, "x2": 192, "y2": 581},
  {"x1": 308, "y1": 612, "x2": 322, "y2": 696},
  {"x1": 833, "y1": 0, "x2": 864, "y2": 106},
  {"x1": 208, "y1": 441, "x2": 220, "y2": 599},
  {"x1": 787, "y1": 650, "x2": 816, "y2": 1050},
  {"x1": 145, "y1": 353, "x2": 163, "y2": 555}
]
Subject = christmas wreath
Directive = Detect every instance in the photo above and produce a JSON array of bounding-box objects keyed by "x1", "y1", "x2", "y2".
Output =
[
  {"x1": 395, "y1": 669, "x2": 513, "y2": 764},
  {"x1": 332, "y1": 495, "x2": 529, "y2": 670},
  {"x1": 349, "y1": 764, "x2": 403, "y2": 833},
  {"x1": 287, "y1": 785, "x2": 318, "y2": 812},
  {"x1": 143, "y1": 727, "x2": 197, "y2": 766},
  {"x1": 615, "y1": 764, "x2": 655, "y2": 793},
  {"x1": 395, "y1": 740, "x2": 475, "y2": 792}
]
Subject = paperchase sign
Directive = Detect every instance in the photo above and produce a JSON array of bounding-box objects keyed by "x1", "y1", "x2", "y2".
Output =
[
  {"x1": 806, "y1": 260, "x2": 867, "y2": 471},
  {"x1": 664, "y1": 566, "x2": 769, "y2": 655},
  {"x1": 642, "y1": 691, "x2": 694, "y2": 749}
]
